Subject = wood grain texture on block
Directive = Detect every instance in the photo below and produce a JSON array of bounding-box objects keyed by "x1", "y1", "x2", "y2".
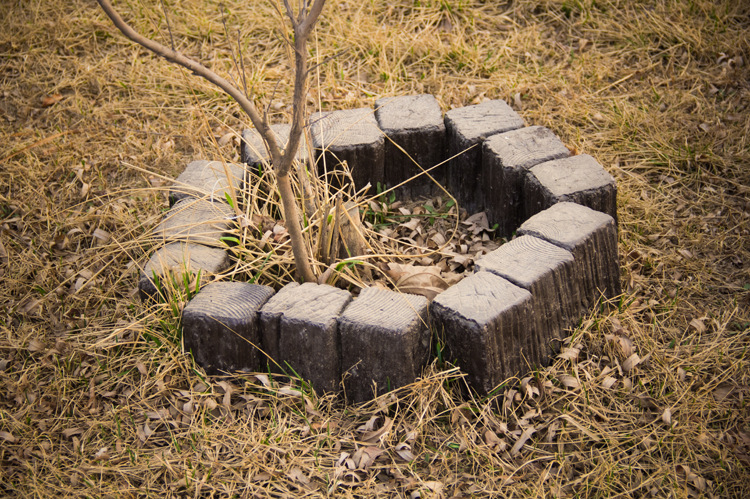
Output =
[
  {"x1": 338, "y1": 287, "x2": 429, "y2": 403},
  {"x1": 258, "y1": 282, "x2": 300, "y2": 371},
  {"x1": 153, "y1": 198, "x2": 234, "y2": 247},
  {"x1": 524, "y1": 154, "x2": 617, "y2": 222},
  {"x1": 475, "y1": 235, "x2": 578, "y2": 363},
  {"x1": 182, "y1": 281, "x2": 274, "y2": 375},
  {"x1": 375, "y1": 94, "x2": 446, "y2": 199},
  {"x1": 518, "y1": 202, "x2": 621, "y2": 306},
  {"x1": 259, "y1": 282, "x2": 351, "y2": 393},
  {"x1": 482, "y1": 126, "x2": 570, "y2": 236},
  {"x1": 169, "y1": 160, "x2": 245, "y2": 206},
  {"x1": 139, "y1": 242, "x2": 230, "y2": 301},
  {"x1": 444, "y1": 100, "x2": 524, "y2": 214},
  {"x1": 310, "y1": 108, "x2": 384, "y2": 191},
  {"x1": 430, "y1": 271, "x2": 534, "y2": 395},
  {"x1": 241, "y1": 124, "x2": 310, "y2": 166}
]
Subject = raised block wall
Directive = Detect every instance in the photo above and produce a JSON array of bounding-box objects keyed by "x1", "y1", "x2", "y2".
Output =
[{"x1": 139, "y1": 95, "x2": 621, "y2": 400}]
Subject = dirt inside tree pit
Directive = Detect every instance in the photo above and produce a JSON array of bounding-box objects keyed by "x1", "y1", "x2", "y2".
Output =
[{"x1": 240, "y1": 194, "x2": 504, "y2": 300}]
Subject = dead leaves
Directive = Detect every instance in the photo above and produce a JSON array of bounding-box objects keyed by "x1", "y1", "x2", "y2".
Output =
[{"x1": 41, "y1": 93, "x2": 62, "y2": 107}]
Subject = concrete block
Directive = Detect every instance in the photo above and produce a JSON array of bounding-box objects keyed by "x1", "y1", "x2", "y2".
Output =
[
  {"x1": 169, "y1": 160, "x2": 245, "y2": 206},
  {"x1": 182, "y1": 281, "x2": 275, "y2": 375},
  {"x1": 475, "y1": 235, "x2": 578, "y2": 361},
  {"x1": 310, "y1": 108, "x2": 384, "y2": 192},
  {"x1": 139, "y1": 242, "x2": 231, "y2": 301},
  {"x1": 259, "y1": 283, "x2": 351, "y2": 393},
  {"x1": 444, "y1": 100, "x2": 524, "y2": 213},
  {"x1": 524, "y1": 154, "x2": 617, "y2": 222},
  {"x1": 153, "y1": 198, "x2": 234, "y2": 247},
  {"x1": 338, "y1": 287, "x2": 430, "y2": 403},
  {"x1": 518, "y1": 202, "x2": 621, "y2": 307},
  {"x1": 430, "y1": 272, "x2": 534, "y2": 395},
  {"x1": 241, "y1": 123, "x2": 310, "y2": 168},
  {"x1": 482, "y1": 126, "x2": 570, "y2": 236},
  {"x1": 257, "y1": 282, "x2": 300, "y2": 371},
  {"x1": 375, "y1": 95, "x2": 446, "y2": 199}
]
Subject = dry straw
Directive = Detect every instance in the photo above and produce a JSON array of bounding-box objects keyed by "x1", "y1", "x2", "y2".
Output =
[{"x1": 1, "y1": 0, "x2": 748, "y2": 496}]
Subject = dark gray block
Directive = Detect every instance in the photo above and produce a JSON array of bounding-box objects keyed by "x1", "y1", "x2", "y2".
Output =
[
  {"x1": 139, "y1": 242, "x2": 231, "y2": 301},
  {"x1": 524, "y1": 154, "x2": 617, "y2": 222},
  {"x1": 475, "y1": 235, "x2": 578, "y2": 362},
  {"x1": 257, "y1": 282, "x2": 300, "y2": 370},
  {"x1": 375, "y1": 95, "x2": 446, "y2": 199},
  {"x1": 444, "y1": 100, "x2": 524, "y2": 214},
  {"x1": 482, "y1": 126, "x2": 570, "y2": 236},
  {"x1": 241, "y1": 124, "x2": 310, "y2": 167},
  {"x1": 310, "y1": 108, "x2": 384, "y2": 191},
  {"x1": 430, "y1": 272, "x2": 534, "y2": 395},
  {"x1": 182, "y1": 281, "x2": 275, "y2": 375},
  {"x1": 259, "y1": 283, "x2": 351, "y2": 393},
  {"x1": 518, "y1": 202, "x2": 621, "y2": 307},
  {"x1": 169, "y1": 160, "x2": 245, "y2": 206},
  {"x1": 153, "y1": 198, "x2": 234, "y2": 247},
  {"x1": 338, "y1": 287, "x2": 430, "y2": 403}
]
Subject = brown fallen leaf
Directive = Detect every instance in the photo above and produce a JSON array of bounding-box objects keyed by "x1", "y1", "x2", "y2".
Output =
[
  {"x1": 359, "y1": 417, "x2": 393, "y2": 444},
  {"x1": 393, "y1": 442, "x2": 415, "y2": 462},
  {"x1": 0, "y1": 431, "x2": 18, "y2": 443},
  {"x1": 287, "y1": 467, "x2": 310, "y2": 485},
  {"x1": 41, "y1": 93, "x2": 62, "y2": 107},
  {"x1": 622, "y1": 353, "x2": 641, "y2": 372},
  {"x1": 558, "y1": 374, "x2": 580, "y2": 389},
  {"x1": 510, "y1": 427, "x2": 536, "y2": 456},
  {"x1": 62, "y1": 427, "x2": 83, "y2": 439}
]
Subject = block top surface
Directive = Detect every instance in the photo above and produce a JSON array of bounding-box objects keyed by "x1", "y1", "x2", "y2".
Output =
[
  {"x1": 518, "y1": 202, "x2": 615, "y2": 249},
  {"x1": 260, "y1": 282, "x2": 351, "y2": 326},
  {"x1": 339, "y1": 287, "x2": 428, "y2": 333},
  {"x1": 444, "y1": 100, "x2": 524, "y2": 142},
  {"x1": 143, "y1": 242, "x2": 229, "y2": 276},
  {"x1": 171, "y1": 160, "x2": 244, "y2": 203},
  {"x1": 183, "y1": 281, "x2": 274, "y2": 320},
  {"x1": 241, "y1": 123, "x2": 310, "y2": 165},
  {"x1": 483, "y1": 126, "x2": 570, "y2": 170},
  {"x1": 155, "y1": 198, "x2": 234, "y2": 245},
  {"x1": 310, "y1": 108, "x2": 382, "y2": 149},
  {"x1": 374, "y1": 94, "x2": 444, "y2": 133},
  {"x1": 530, "y1": 154, "x2": 615, "y2": 197},
  {"x1": 475, "y1": 235, "x2": 575, "y2": 288},
  {"x1": 432, "y1": 271, "x2": 531, "y2": 325}
]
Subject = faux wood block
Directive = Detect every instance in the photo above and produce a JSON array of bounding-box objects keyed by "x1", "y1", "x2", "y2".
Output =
[
  {"x1": 518, "y1": 202, "x2": 621, "y2": 307},
  {"x1": 375, "y1": 94, "x2": 446, "y2": 199},
  {"x1": 169, "y1": 160, "x2": 245, "y2": 206},
  {"x1": 430, "y1": 271, "x2": 534, "y2": 395},
  {"x1": 482, "y1": 126, "x2": 570, "y2": 236},
  {"x1": 475, "y1": 235, "x2": 578, "y2": 362},
  {"x1": 257, "y1": 282, "x2": 300, "y2": 371},
  {"x1": 241, "y1": 123, "x2": 310, "y2": 167},
  {"x1": 259, "y1": 283, "x2": 351, "y2": 393},
  {"x1": 139, "y1": 242, "x2": 230, "y2": 301},
  {"x1": 444, "y1": 100, "x2": 524, "y2": 214},
  {"x1": 154, "y1": 198, "x2": 234, "y2": 247},
  {"x1": 524, "y1": 154, "x2": 617, "y2": 222},
  {"x1": 310, "y1": 108, "x2": 384, "y2": 192},
  {"x1": 182, "y1": 281, "x2": 275, "y2": 375},
  {"x1": 338, "y1": 287, "x2": 430, "y2": 403}
]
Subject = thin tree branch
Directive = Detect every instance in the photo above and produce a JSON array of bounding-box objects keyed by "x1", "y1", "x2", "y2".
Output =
[
  {"x1": 96, "y1": 0, "x2": 321, "y2": 282},
  {"x1": 159, "y1": 0, "x2": 175, "y2": 51},
  {"x1": 96, "y1": 0, "x2": 283, "y2": 165}
]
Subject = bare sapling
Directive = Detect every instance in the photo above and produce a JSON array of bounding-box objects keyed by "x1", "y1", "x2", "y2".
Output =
[{"x1": 96, "y1": 0, "x2": 325, "y2": 283}]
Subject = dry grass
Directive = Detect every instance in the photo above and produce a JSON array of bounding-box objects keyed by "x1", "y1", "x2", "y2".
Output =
[{"x1": 1, "y1": 0, "x2": 749, "y2": 496}]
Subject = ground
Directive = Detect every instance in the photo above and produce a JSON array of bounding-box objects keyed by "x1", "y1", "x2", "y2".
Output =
[{"x1": 1, "y1": 0, "x2": 749, "y2": 497}]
